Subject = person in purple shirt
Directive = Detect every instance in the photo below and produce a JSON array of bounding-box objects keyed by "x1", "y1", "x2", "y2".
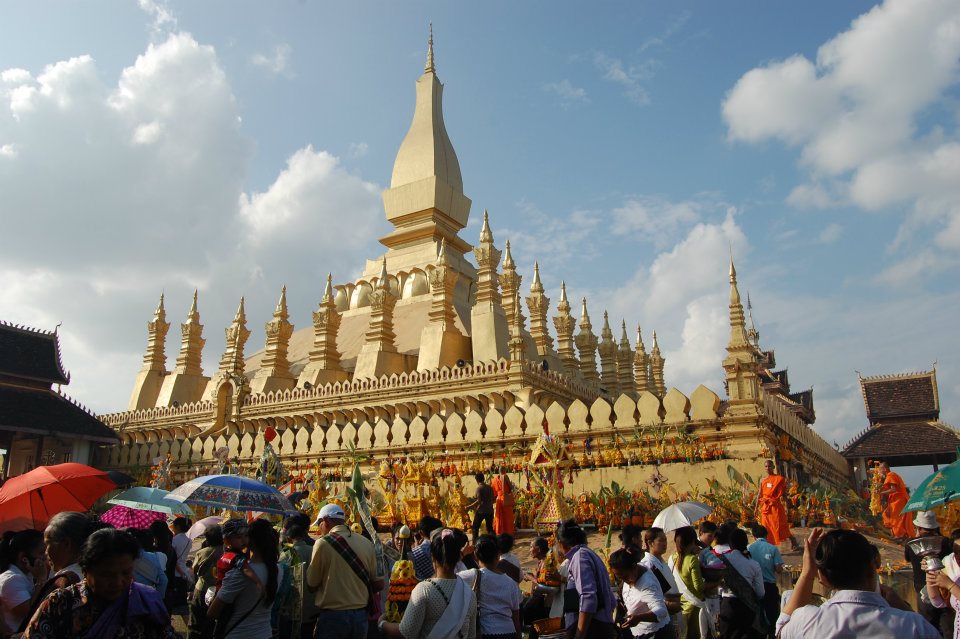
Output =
[{"x1": 556, "y1": 519, "x2": 617, "y2": 639}]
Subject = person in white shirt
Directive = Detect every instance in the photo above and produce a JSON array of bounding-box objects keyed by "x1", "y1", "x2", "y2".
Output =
[
  {"x1": 639, "y1": 527, "x2": 682, "y2": 631},
  {"x1": 779, "y1": 527, "x2": 939, "y2": 639},
  {"x1": 711, "y1": 523, "x2": 765, "y2": 639},
  {"x1": 458, "y1": 534, "x2": 521, "y2": 639},
  {"x1": 0, "y1": 529, "x2": 46, "y2": 636},
  {"x1": 170, "y1": 516, "x2": 194, "y2": 586},
  {"x1": 609, "y1": 546, "x2": 673, "y2": 639}
]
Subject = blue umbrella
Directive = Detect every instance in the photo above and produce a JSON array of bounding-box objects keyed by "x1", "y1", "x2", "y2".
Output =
[{"x1": 167, "y1": 474, "x2": 296, "y2": 515}]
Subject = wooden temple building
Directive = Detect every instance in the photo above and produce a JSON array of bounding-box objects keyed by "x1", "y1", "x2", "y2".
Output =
[
  {"x1": 0, "y1": 322, "x2": 117, "y2": 478},
  {"x1": 96, "y1": 32, "x2": 851, "y2": 493},
  {"x1": 843, "y1": 370, "x2": 960, "y2": 485}
]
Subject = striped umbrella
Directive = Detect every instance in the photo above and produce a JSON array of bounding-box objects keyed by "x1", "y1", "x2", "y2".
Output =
[
  {"x1": 167, "y1": 475, "x2": 296, "y2": 515},
  {"x1": 100, "y1": 505, "x2": 168, "y2": 529}
]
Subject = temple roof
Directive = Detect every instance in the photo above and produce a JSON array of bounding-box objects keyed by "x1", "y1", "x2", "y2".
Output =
[
  {"x1": 0, "y1": 321, "x2": 70, "y2": 385},
  {"x1": 0, "y1": 385, "x2": 117, "y2": 442},
  {"x1": 859, "y1": 370, "x2": 939, "y2": 423},
  {"x1": 841, "y1": 420, "x2": 960, "y2": 465}
]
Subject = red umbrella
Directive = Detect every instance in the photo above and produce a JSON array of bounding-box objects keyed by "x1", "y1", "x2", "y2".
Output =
[{"x1": 0, "y1": 463, "x2": 116, "y2": 532}]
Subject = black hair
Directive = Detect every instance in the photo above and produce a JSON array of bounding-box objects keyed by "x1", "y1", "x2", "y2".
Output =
[
  {"x1": 619, "y1": 524, "x2": 643, "y2": 547},
  {"x1": 430, "y1": 528, "x2": 463, "y2": 569},
  {"x1": 498, "y1": 533, "x2": 515, "y2": 554},
  {"x1": 751, "y1": 524, "x2": 768, "y2": 539},
  {"x1": 418, "y1": 516, "x2": 443, "y2": 538},
  {"x1": 698, "y1": 521, "x2": 718, "y2": 535},
  {"x1": 951, "y1": 528, "x2": 960, "y2": 542},
  {"x1": 642, "y1": 527, "x2": 665, "y2": 552},
  {"x1": 203, "y1": 525, "x2": 224, "y2": 548},
  {"x1": 126, "y1": 527, "x2": 157, "y2": 553},
  {"x1": 0, "y1": 529, "x2": 44, "y2": 572},
  {"x1": 532, "y1": 537, "x2": 549, "y2": 555},
  {"x1": 172, "y1": 517, "x2": 191, "y2": 533},
  {"x1": 674, "y1": 526, "x2": 698, "y2": 562},
  {"x1": 730, "y1": 528, "x2": 750, "y2": 554},
  {"x1": 715, "y1": 521, "x2": 738, "y2": 545},
  {"x1": 248, "y1": 519, "x2": 279, "y2": 604},
  {"x1": 815, "y1": 529, "x2": 875, "y2": 590},
  {"x1": 149, "y1": 520, "x2": 172, "y2": 550},
  {"x1": 474, "y1": 473, "x2": 485, "y2": 484},
  {"x1": 88, "y1": 519, "x2": 115, "y2": 533},
  {"x1": 609, "y1": 547, "x2": 646, "y2": 573},
  {"x1": 557, "y1": 519, "x2": 587, "y2": 547},
  {"x1": 475, "y1": 535, "x2": 500, "y2": 565},
  {"x1": 79, "y1": 529, "x2": 140, "y2": 572},
  {"x1": 286, "y1": 524, "x2": 308, "y2": 541},
  {"x1": 284, "y1": 513, "x2": 311, "y2": 531},
  {"x1": 44, "y1": 512, "x2": 95, "y2": 552}
]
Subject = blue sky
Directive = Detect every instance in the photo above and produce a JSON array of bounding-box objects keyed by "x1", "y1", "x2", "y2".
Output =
[{"x1": 1, "y1": 1, "x2": 958, "y2": 488}]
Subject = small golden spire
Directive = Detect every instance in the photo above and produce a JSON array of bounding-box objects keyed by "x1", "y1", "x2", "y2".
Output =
[
  {"x1": 531, "y1": 261, "x2": 544, "y2": 294},
  {"x1": 275, "y1": 285, "x2": 288, "y2": 316},
  {"x1": 580, "y1": 297, "x2": 591, "y2": 326},
  {"x1": 322, "y1": 273, "x2": 334, "y2": 303},
  {"x1": 377, "y1": 258, "x2": 389, "y2": 290},
  {"x1": 234, "y1": 296, "x2": 246, "y2": 322},
  {"x1": 188, "y1": 289, "x2": 199, "y2": 320},
  {"x1": 559, "y1": 280, "x2": 568, "y2": 303},
  {"x1": 155, "y1": 292, "x2": 166, "y2": 318},
  {"x1": 503, "y1": 239, "x2": 515, "y2": 269},
  {"x1": 620, "y1": 320, "x2": 630, "y2": 346},
  {"x1": 437, "y1": 237, "x2": 449, "y2": 265},
  {"x1": 425, "y1": 23, "x2": 435, "y2": 74},
  {"x1": 480, "y1": 209, "x2": 493, "y2": 244}
]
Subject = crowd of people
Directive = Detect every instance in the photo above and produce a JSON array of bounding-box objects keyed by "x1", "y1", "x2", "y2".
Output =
[{"x1": 2, "y1": 504, "x2": 960, "y2": 639}]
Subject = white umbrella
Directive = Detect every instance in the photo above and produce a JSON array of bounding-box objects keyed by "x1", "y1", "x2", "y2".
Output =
[
  {"x1": 186, "y1": 515, "x2": 224, "y2": 540},
  {"x1": 652, "y1": 501, "x2": 713, "y2": 533}
]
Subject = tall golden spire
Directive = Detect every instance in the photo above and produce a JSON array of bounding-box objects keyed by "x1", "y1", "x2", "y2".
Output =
[
  {"x1": 499, "y1": 240, "x2": 523, "y2": 329},
  {"x1": 575, "y1": 297, "x2": 599, "y2": 384},
  {"x1": 298, "y1": 274, "x2": 348, "y2": 387},
  {"x1": 471, "y1": 210, "x2": 510, "y2": 363},
  {"x1": 174, "y1": 290, "x2": 205, "y2": 376},
  {"x1": 746, "y1": 292, "x2": 760, "y2": 347},
  {"x1": 381, "y1": 24, "x2": 471, "y2": 255},
  {"x1": 634, "y1": 325, "x2": 650, "y2": 395},
  {"x1": 598, "y1": 311, "x2": 619, "y2": 394},
  {"x1": 141, "y1": 292, "x2": 169, "y2": 372},
  {"x1": 218, "y1": 297, "x2": 251, "y2": 377},
  {"x1": 727, "y1": 256, "x2": 750, "y2": 349},
  {"x1": 617, "y1": 319, "x2": 635, "y2": 395},
  {"x1": 650, "y1": 330, "x2": 666, "y2": 397},
  {"x1": 526, "y1": 261, "x2": 554, "y2": 358},
  {"x1": 553, "y1": 282, "x2": 579, "y2": 375},
  {"x1": 251, "y1": 286, "x2": 295, "y2": 393},
  {"x1": 354, "y1": 258, "x2": 404, "y2": 379}
]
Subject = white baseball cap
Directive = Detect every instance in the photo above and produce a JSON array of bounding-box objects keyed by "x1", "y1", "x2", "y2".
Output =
[{"x1": 314, "y1": 502, "x2": 346, "y2": 522}]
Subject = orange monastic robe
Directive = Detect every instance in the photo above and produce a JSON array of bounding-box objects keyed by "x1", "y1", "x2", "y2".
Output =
[
  {"x1": 882, "y1": 471, "x2": 916, "y2": 539},
  {"x1": 758, "y1": 474, "x2": 792, "y2": 545},
  {"x1": 491, "y1": 474, "x2": 515, "y2": 535}
]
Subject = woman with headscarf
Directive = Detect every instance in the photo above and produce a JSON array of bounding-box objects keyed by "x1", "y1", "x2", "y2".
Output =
[
  {"x1": 379, "y1": 528, "x2": 477, "y2": 639},
  {"x1": 22, "y1": 528, "x2": 179, "y2": 639}
]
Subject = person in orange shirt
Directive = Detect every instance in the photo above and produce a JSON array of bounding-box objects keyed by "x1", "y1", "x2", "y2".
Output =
[
  {"x1": 880, "y1": 462, "x2": 916, "y2": 541},
  {"x1": 757, "y1": 459, "x2": 799, "y2": 550},
  {"x1": 491, "y1": 469, "x2": 515, "y2": 535}
]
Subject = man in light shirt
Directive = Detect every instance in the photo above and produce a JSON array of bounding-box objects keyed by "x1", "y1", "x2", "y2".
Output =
[
  {"x1": 170, "y1": 516, "x2": 194, "y2": 586},
  {"x1": 748, "y1": 524, "x2": 784, "y2": 639},
  {"x1": 778, "y1": 528, "x2": 939, "y2": 639}
]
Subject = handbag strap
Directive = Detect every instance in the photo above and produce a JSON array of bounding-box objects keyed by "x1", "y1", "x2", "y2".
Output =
[{"x1": 223, "y1": 593, "x2": 264, "y2": 637}]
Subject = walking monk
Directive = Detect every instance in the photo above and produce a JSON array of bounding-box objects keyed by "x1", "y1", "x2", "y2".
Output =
[
  {"x1": 880, "y1": 461, "x2": 916, "y2": 541},
  {"x1": 757, "y1": 459, "x2": 799, "y2": 550},
  {"x1": 491, "y1": 468, "x2": 515, "y2": 535}
]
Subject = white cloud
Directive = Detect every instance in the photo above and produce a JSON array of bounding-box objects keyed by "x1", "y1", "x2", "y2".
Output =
[
  {"x1": 723, "y1": 0, "x2": 960, "y2": 282},
  {"x1": 250, "y1": 44, "x2": 293, "y2": 77},
  {"x1": 593, "y1": 52, "x2": 654, "y2": 106},
  {"x1": 137, "y1": 0, "x2": 177, "y2": 39},
  {"x1": 818, "y1": 223, "x2": 843, "y2": 244},
  {"x1": 542, "y1": 79, "x2": 589, "y2": 107},
  {"x1": 874, "y1": 250, "x2": 958, "y2": 286},
  {"x1": 348, "y1": 142, "x2": 368, "y2": 158},
  {"x1": 612, "y1": 195, "x2": 719, "y2": 247},
  {"x1": 0, "y1": 32, "x2": 384, "y2": 414}
]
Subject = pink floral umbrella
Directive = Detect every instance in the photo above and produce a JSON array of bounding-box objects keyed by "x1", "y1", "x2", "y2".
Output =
[{"x1": 100, "y1": 505, "x2": 168, "y2": 529}]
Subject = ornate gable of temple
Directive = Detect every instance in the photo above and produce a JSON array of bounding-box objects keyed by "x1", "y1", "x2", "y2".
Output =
[{"x1": 100, "y1": 30, "x2": 852, "y2": 492}]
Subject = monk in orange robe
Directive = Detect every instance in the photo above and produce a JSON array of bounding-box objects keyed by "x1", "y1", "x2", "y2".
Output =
[
  {"x1": 491, "y1": 470, "x2": 515, "y2": 535},
  {"x1": 880, "y1": 462, "x2": 916, "y2": 540},
  {"x1": 757, "y1": 459, "x2": 798, "y2": 548}
]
